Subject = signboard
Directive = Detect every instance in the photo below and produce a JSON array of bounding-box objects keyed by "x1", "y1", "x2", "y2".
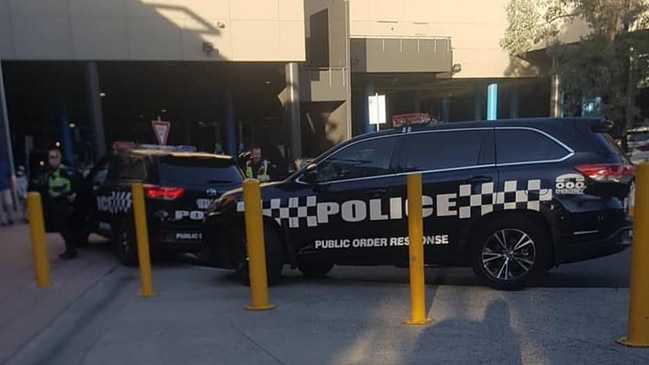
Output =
[
  {"x1": 151, "y1": 120, "x2": 170, "y2": 145},
  {"x1": 368, "y1": 94, "x2": 386, "y2": 129}
]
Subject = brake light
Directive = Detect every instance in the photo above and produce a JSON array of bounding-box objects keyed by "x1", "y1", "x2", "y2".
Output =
[
  {"x1": 144, "y1": 185, "x2": 185, "y2": 200},
  {"x1": 574, "y1": 163, "x2": 635, "y2": 181},
  {"x1": 636, "y1": 143, "x2": 649, "y2": 152}
]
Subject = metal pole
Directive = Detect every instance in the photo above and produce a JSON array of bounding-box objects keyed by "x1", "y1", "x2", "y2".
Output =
[
  {"x1": 243, "y1": 178, "x2": 275, "y2": 311},
  {"x1": 404, "y1": 173, "x2": 432, "y2": 325},
  {"x1": 131, "y1": 183, "x2": 156, "y2": 297},
  {"x1": 27, "y1": 192, "x2": 50, "y2": 287},
  {"x1": 618, "y1": 162, "x2": 649, "y2": 347}
]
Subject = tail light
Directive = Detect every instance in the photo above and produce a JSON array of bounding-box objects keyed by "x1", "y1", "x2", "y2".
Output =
[
  {"x1": 144, "y1": 185, "x2": 184, "y2": 200},
  {"x1": 636, "y1": 143, "x2": 649, "y2": 152},
  {"x1": 574, "y1": 163, "x2": 635, "y2": 182}
]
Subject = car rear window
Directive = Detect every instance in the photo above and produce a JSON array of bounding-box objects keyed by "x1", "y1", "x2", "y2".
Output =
[{"x1": 158, "y1": 156, "x2": 242, "y2": 185}]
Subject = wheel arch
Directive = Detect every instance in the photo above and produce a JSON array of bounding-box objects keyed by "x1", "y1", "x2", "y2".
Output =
[{"x1": 458, "y1": 208, "x2": 559, "y2": 268}]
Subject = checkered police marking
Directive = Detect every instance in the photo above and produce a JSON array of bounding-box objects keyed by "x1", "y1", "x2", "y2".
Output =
[
  {"x1": 97, "y1": 191, "x2": 132, "y2": 214},
  {"x1": 236, "y1": 179, "x2": 553, "y2": 228},
  {"x1": 456, "y1": 179, "x2": 552, "y2": 219}
]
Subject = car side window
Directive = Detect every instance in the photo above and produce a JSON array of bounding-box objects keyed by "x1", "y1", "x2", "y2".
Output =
[
  {"x1": 317, "y1": 137, "x2": 397, "y2": 182},
  {"x1": 90, "y1": 159, "x2": 111, "y2": 186},
  {"x1": 404, "y1": 129, "x2": 493, "y2": 171},
  {"x1": 120, "y1": 157, "x2": 147, "y2": 180},
  {"x1": 496, "y1": 129, "x2": 569, "y2": 164}
]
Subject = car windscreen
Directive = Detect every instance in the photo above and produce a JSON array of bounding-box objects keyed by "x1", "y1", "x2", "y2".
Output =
[{"x1": 158, "y1": 156, "x2": 243, "y2": 185}]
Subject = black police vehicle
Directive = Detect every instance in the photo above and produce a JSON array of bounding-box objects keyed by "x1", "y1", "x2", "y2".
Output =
[
  {"x1": 203, "y1": 116, "x2": 634, "y2": 290},
  {"x1": 80, "y1": 144, "x2": 244, "y2": 265}
]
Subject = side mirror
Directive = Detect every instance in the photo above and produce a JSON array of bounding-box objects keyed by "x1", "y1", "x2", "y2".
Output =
[{"x1": 302, "y1": 163, "x2": 318, "y2": 184}]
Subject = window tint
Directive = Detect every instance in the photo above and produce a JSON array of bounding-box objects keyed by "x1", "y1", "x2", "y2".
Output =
[
  {"x1": 120, "y1": 157, "x2": 147, "y2": 180},
  {"x1": 317, "y1": 137, "x2": 397, "y2": 182},
  {"x1": 91, "y1": 159, "x2": 110, "y2": 185},
  {"x1": 158, "y1": 156, "x2": 243, "y2": 185},
  {"x1": 496, "y1": 129, "x2": 569, "y2": 164},
  {"x1": 404, "y1": 130, "x2": 491, "y2": 171}
]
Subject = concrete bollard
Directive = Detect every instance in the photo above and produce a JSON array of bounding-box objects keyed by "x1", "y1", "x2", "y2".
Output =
[
  {"x1": 404, "y1": 173, "x2": 432, "y2": 325},
  {"x1": 243, "y1": 179, "x2": 275, "y2": 311},
  {"x1": 131, "y1": 183, "x2": 156, "y2": 297},
  {"x1": 27, "y1": 192, "x2": 50, "y2": 287},
  {"x1": 618, "y1": 163, "x2": 649, "y2": 347}
]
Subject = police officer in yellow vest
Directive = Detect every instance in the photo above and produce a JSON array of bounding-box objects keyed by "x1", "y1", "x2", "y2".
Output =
[
  {"x1": 34, "y1": 148, "x2": 81, "y2": 259},
  {"x1": 245, "y1": 146, "x2": 277, "y2": 183}
]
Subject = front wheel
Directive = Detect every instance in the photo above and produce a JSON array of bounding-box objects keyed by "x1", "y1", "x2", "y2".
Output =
[
  {"x1": 470, "y1": 216, "x2": 550, "y2": 290},
  {"x1": 235, "y1": 222, "x2": 285, "y2": 286}
]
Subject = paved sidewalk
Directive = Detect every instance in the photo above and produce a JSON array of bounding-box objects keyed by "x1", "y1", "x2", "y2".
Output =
[
  {"x1": 0, "y1": 223, "x2": 116, "y2": 363},
  {"x1": 6, "y1": 263, "x2": 649, "y2": 364}
]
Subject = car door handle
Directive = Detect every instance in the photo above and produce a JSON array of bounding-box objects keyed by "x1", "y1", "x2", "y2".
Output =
[{"x1": 466, "y1": 176, "x2": 492, "y2": 184}]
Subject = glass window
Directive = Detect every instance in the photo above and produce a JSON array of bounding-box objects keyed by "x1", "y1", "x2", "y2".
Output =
[
  {"x1": 316, "y1": 137, "x2": 397, "y2": 182},
  {"x1": 404, "y1": 130, "x2": 490, "y2": 171},
  {"x1": 116, "y1": 157, "x2": 147, "y2": 180},
  {"x1": 158, "y1": 156, "x2": 243, "y2": 185},
  {"x1": 496, "y1": 129, "x2": 569, "y2": 164},
  {"x1": 91, "y1": 159, "x2": 110, "y2": 186}
]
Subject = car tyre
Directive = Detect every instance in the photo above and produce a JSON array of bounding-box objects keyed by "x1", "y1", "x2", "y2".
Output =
[
  {"x1": 113, "y1": 220, "x2": 138, "y2": 267},
  {"x1": 470, "y1": 216, "x2": 549, "y2": 290},
  {"x1": 297, "y1": 262, "x2": 334, "y2": 278},
  {"x1": 235, "y1": 222, "x2": 284, "y2": 286}
]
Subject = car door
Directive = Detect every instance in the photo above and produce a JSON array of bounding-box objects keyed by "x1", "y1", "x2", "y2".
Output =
[
  {"x1": 83, "y1": 156, "x2": 113, "y2": 236},
  {"x1": 288, "y1": 134, "x2": 403, "y2": 265},
  {"x1": 396, "y1": 127, "x2": 497, "y2": 266}
]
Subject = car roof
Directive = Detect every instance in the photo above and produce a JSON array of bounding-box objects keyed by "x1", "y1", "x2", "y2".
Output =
[
  {"x1": 355, "y1": 117, "x2": 601, "y2": 140},
  {"x1": 126, "y1": 149, "x2": 234, "y2": 160}
]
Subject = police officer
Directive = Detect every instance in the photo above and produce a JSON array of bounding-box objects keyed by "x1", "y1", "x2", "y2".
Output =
[
  {"x1": 244, "y1": 146, "x2": 278, "y2": 182},
  {"x1": 33, "y1": 148, "x2": 81, "y2": 259}
]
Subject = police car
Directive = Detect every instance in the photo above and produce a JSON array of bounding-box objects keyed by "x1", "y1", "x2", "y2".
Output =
[
  {"x1": 203, "y1": 115, "x2": 634, "y2": 290},
  {"x1": 79, "y1": 143, "x2": 244, "y2": 265}
]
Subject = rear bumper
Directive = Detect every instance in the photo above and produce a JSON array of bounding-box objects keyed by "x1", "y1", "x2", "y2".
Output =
[
  {"x1": 149, "y1": 224, "x2": 205, "y2": 254},
  {"x1": 555, "y1": 225, "x2": 632, "y2": 264}
]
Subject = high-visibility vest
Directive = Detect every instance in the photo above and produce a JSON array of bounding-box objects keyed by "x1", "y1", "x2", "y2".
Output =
[
  {"x1": 47, "y1": 166, "x2": 72, "y2": 198},
  {"x1": 246, "y1": 160, "x2": 270, "y2": 182}
]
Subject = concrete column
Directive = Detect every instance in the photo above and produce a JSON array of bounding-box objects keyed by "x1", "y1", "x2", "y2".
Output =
[
  {"x1": 441, "y1": 98, "x2": 450, "y2": 122},
  {"x1": 285, "y1": 62, "x2": 301, "y2": 159},
  {"x1": 411, "y1": 89, "x2": 422, "y2": 113},
  {"x1": 0, "y1": 60, "x2": 15, "y2": 176},
  {"x1": 509, "y1": 87, "x2": 519, "y2": 118},
  {"x1": 59, "y1": 98, "x2": 74, "y2": 165},
  {"x1": 487, "y1": 83, "x2": 498, "y2": 121},
  {"x1": 85, "y1": 62, "x2": 106, "y2": 160},
  {"x1": 550, "y1": 56, "x2": 561, "y2": 117},
  {"x1": 364, "y1": 81, "x2": 374, "y2": 134},
  {"x1": 224, "y1": 88, "x2": 236, "y2": 157},
  {"x1": 474, "y1": 89, "x2": 483, "y2": 120}
]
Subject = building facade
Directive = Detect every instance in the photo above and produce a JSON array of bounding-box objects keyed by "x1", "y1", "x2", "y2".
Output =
[{"x1": 0, "y1": 0, "x2": 557, "y2": 172}]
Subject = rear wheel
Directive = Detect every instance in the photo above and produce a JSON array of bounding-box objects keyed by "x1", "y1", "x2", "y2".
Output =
[
  {"x1": 470, "y1": 216, "x2": 549, "y2": 290},
  {"x1": 113, "y1": 221, "x2": 138, "y2": 267},
  {"x1": 235, "y1": 222, "x2": 285, "y2": 286},
  {"x1": 297, "y1": 262, "x2": 334, "y2": 278}
]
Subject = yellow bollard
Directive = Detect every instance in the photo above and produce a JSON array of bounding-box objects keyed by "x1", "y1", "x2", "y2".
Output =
[
  {"x1": 404, "y1": 173, "x2": 432, "y2": 325},
  {"x1": 27, "y1": 192, "x2": 50, "y2": 287},
  {"x1": 243, "y1": 179, "x2": 275, "y2": 311},
  {"x1": 131, "y1": 183, "x2": 156, "y2": 297},
  {"x1": 618, "y1": 163, "x2": 649, "y2": 347}
]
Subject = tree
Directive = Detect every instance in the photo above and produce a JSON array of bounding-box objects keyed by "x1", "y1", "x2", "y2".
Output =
[{"x1": 501, "y1": 0, "x2": 649, "y2": 140}]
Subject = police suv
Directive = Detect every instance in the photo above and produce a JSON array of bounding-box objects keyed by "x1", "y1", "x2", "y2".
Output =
[
  {"x1": 203, "y1": 116, "x2": 634, "y2": 290},
  {"x1": 79, "y1": 144, "x2": 243, "y2": 265}
]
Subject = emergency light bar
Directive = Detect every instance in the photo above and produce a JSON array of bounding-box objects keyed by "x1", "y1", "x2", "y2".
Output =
[
  {"x1": 392, "y1": 113, "x2": 435, "y2": 128},
  {"x1": 111, "y1": 141, "x2": 197, "y2": 153}
]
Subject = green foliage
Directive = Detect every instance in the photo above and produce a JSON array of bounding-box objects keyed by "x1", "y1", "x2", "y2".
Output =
[{"x1": 502, "y1": 0, "x2": 649, "y2": 134}]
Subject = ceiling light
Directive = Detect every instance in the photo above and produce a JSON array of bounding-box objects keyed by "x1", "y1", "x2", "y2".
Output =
[
  {"x1": 69, "y1": 123, "x2": 76, "y2": 128},
  {"x1": 55, "y1": 141, "x2": 61, "y2": 147},
  {"x1": 265, "y1": 81, "x2": 271, "y2": 85},
  {"x1": 161, "y1": 109, "x2": 167, "y2": 113},
  {"x1": 99, "y1": 92, "x2": 106, "y2": 97}
]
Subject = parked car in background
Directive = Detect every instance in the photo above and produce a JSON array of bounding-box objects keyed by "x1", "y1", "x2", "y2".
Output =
[{"x1": 78, "y1": 144, "x2": 244, "y2": 265}]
